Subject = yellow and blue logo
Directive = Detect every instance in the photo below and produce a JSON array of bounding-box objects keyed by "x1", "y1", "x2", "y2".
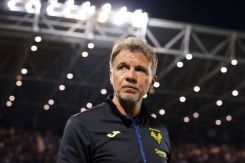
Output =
[{"x1": 149, "y1": 128, "x2": 163, "y2": 144}]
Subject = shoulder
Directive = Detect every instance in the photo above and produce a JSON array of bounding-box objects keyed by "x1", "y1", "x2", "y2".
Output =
[{"x1": 68, "y1": 102, "x2": 109, "y2": 124}]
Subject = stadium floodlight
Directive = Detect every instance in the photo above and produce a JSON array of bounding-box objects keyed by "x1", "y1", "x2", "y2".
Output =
[
  {"x1": 131, "y1": 9, "x2": 148, "y2": 28},
  {"x1": 7, "y1": 0, "x2": 17, "y2": 11},
  {"x1": 97, "y1": 3, "x2": 111, "y2": 23},
  {"x1": 48, "y1": 0, "x2": 57, "y2": 4},
  {"x1": 77, "y1": 1, "x2": 95, "y2": 20},
  {"x1": 63, "y1": 0, "x2": 76, "y2": 18},
  {"x1": 113, "y1": 6, "x2": 128, "y2": 25},
  {"x1": 25, "y1": 0, "x2": 41, "y2": 14},
  {"x1": 65, "y1": 0, "x2": 74, "y2": 7}
]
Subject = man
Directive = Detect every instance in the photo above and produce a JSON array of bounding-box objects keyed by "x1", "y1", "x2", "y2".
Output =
[{"x1": 57, "y1": 37, "x2": 171, "y2": 163}]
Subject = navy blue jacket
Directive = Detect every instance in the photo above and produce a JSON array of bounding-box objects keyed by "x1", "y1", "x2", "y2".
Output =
[{"x1": 57, "y1": 97, "x2": 171, "y2": 163}]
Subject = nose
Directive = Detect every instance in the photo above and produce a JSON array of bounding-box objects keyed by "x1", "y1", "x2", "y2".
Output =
[{"x1": 125, "y1": 70, "x2": 137, "y2": 84}]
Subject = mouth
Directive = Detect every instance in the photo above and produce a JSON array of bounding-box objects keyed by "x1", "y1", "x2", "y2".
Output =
[{"x1": 122, "y1": 85, "x2": 138, "y2": 92}]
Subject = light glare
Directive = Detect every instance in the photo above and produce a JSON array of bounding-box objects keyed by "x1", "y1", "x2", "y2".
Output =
[
  {"x1": 101, "y1": 89, "x2": 107, "y2": 95},
  {"x1": 87, "y1": 43, "x2": 94, "y2": 49},
  {"x1": 44, "y1": 104, "x2": 50, "y2": 110},
  {"x1": 6, "y1": 101, "x2": 12, "y2": 107},
  {"x1": 16, "y1": 81, "x2": 22, "y2": 86},
  {"x1": 231, "y1": 59, "x2": 238, "y2": 65},
  {"x1": 184, "y1": 117, "x2": 190, "y2": 123},
  {"x1": 59, "y1": 85, "x2": 65, "y2": 91},
  {"x1": 159, "y1": 109, "x2": 165, "y2": 115},
  {"x1": 226, "y1": 115, "x2": 232, "y2": 121},
  {"x1": 185, "y1": 53, "x2": 193, "y2": 60},
  {"x1": 21, "y1": 68, "x2": 28, "y2": 75},
  {"x1": 193, "y1": 86, "x2": 200, "y2": 92},
  {"x1": 179, "y1": 96, "x2": 186, "y2": 102},
  {"x1": 86, "y1": 102, "x2": 93, "y2": 108},
  {"x1": 153, "y1": 82, "x2": 160, "y2": 88},
  {"x1": 220, "y1": 66, "x2": 227, "y2": 73},
  {"x1": 48, "y1": 99, "x2": 54, "y2": 105},
  {"x1": 232, "y1": 90, "x2": 239, "y2": 96},
  {"x1": 177, "y1": 61, "x2": 183, "y2": 68},
  {"x1": 31, "y1": 45, "x2": 38, "y2": 51},
  {"x1": 67, "y1": 73, "x2": 74, "y2": 79},
  {"x1": 215, "y1": 119, "x2": 222, "y2": 126},
  {"x1": 35, "y1": 36, "x2": 42, "y2": 42},
  {"x1": 193, "y1": 112, "x2": 199, "y2": 118},
  {"x1": 9, "y1": 95, "x2": 15, "y2": 101},
  {"x1": 216, "y1": 100, "x2": 223, "y2": 106}
]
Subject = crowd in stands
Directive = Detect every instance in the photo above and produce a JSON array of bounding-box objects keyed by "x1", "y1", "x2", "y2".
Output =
[
  {"x1": 0, "y1": 128, "x2": 59, "y2": 163},
  {"x1": 0, "y1": 127, "x2": 245, "y2": 163}
]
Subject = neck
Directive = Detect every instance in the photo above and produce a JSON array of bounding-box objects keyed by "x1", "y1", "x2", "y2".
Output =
[{"x1": 112, "y1": 96, "x2": 142, "y2": 117}]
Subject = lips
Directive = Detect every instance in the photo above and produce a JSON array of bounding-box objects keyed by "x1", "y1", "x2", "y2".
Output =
[{"x1": 122, "y1": 85, "x2": 138, "y2": 91}]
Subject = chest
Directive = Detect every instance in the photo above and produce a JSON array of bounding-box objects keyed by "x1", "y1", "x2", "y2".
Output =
[{"x1": 90, "y1": 126, "x2": 170, "y2": 163}]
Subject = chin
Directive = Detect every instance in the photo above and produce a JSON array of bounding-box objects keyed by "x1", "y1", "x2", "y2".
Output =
[{"x1": 120, "y1": 94, "x2": 140, "y2": 103}]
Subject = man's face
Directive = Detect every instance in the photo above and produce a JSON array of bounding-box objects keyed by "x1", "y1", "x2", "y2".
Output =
[{"x1": 110, "y1": 49, "x2": 155, "y2": 103}]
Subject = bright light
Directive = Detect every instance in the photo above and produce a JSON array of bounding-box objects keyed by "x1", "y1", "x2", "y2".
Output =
[
  {"x1": 9, "y1": 95, "x2": 15, "y2": 101},
  {"x1": 179, "y1": 96, "x2": 186, "y2": 102},
  {"x1": 87, "y1": 43, "x2": 94, "y2": 49},
  {"x1": 59, "y1": 85, "x2": 65, "y2": 91},
  {"x1": 31, "y1": 45, "x2": 38, "y2": 51},
  {"x1": 6, "y1": 101, "x2": 12, "y2": 107},
  {"x1": 143, "y1": 94, "x2": 147, "y2": 98},
  {"x1": 48, "y1": 99, "x2": 54, "y2": 105},
  {"x1": 215, "y1": 119, "x2": 222, "y2": 126},
  {"x1": 193, "y1": 112, "x2": 199, "y2": 118},
  {"x1": 25, "y1": 0, "x2": 41, "y2": 14},
  {"x1": 67, "y1": 73, "x2": 73, "y2": 79},
  {"x1": 113, "y1": 6, "x2": 127, "y2": 25},
  {"x1": 77, "y1": 2, "x2": 93, "y2": 20},
  {"x1": 193, "y1": 86, "x2": 200, "y2": 92},
  {"x1": 97, "y1": 3, "x2": 111, "y2": 23},
  {"x1": 21, "y1": 68, "x2": 28, "y2": 75},
  {"x1": 151, "y1": 114, "x2": 157, "y2": 119},
  {"x1": 86, "y1": 102, "x2": 93, "y2": 108},
  {"x1": 216, "y1": 100, "x2": 223, "y2": 106},
  {"x1": 183, "y1": 117, "x2": 190, "y2": 123},
  {"x1": 35, "y1": 36, "x2": 42, "y2": 42},
  {"x1": 102, "y1": 3, "x2": 111, "y2": 12},
  {"x1": 65, "y1": 0, "x2": 75, "y2": 7},
  {"x1": 185, "y1": 53, "x2": 193, "y2": 60},
  {"x1": 159, "y1": 109, "x2": 165, "y2": 115},
  {"x1": 153, "y1": 82, "x2": 160, "y2": 88},
  {"x1": 131, "y1": 9, "x2": 148, "y2": 28},
  {"x1": 231, "y1": 59, "x2": 238, "y2": 66},
  {"x1": 25, "y1": 1, "x2": 35, "y2": 13},
  {"x1": 220, "y1": 66, "x2": 227, "y2": 73},
  {"x1": 16, "y1": 81, "x2": 22, "y2": 87},
  {"x1": 226, "y1": 115, "x2": 232, "y2": 121},
  {"x1": 7, "y1": 0, "x2": 17, "y2": 11},
  {"x1": 80, "y1": 107, "x2": 87, "y2": 112},
  {"x1": 81, "y1": 51, "x2": 88, "y2": 57},
  {"x1": 232, "y1": 90, "x2": 239, "y2": 96},
  {"x1": 44, "y1": 104, "x2": 50, "y2": 110},
  {"x1": 101, "y1": 89, "x2": 107, "y2": 95},
  {"x1": 177, "y1": 61, "x2": 183, "y2": 68},
  {"x1": 48, "y1": 0, "x2": 58, "y2": 4}
]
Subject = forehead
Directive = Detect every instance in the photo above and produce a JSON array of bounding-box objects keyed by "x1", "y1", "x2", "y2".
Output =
[{"x1": 113, "y1": 49, "x2": 150, "y2": 66}]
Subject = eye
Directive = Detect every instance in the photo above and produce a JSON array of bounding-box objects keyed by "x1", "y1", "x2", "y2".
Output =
[
  {"x1": 117, "y1": 63, "x2": 129, "y2": 70},
  {"x1": 135, "y1": 66, "x2": 148, "y2": 74}
]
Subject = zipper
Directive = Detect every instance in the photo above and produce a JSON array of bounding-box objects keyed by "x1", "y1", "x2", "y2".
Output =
[{"x1": 131, "y1": 118, "x2": 147, "y2": 163}]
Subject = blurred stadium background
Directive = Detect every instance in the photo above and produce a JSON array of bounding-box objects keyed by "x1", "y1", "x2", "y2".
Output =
[{"x1": 0, "y1": 0, "x2": 245, "y2": 162}]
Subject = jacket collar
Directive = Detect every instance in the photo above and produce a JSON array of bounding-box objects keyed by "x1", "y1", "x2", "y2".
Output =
[{"x1": 105, "y1": 95, "x2": 150, "y2": 125}]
